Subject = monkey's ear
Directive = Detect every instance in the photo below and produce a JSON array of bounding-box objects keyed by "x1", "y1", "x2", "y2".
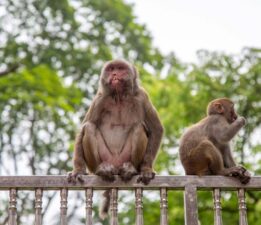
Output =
[{"x1": 214, "y1": 103, "x2": 224, "y2": 114}]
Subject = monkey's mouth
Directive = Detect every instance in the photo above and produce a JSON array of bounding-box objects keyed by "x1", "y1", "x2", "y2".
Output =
[
  {"x1": 231, "y1": 117, "x2": 237, "y2": 123},
  {"x1": 231, "y1": 115, "x2": 238, "y2": 122},
  {"x1": 111, "y1": 77, "x2": 122, "y2": 86}
]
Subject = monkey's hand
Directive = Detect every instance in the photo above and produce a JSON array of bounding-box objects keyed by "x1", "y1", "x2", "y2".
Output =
[
  {"x1": 237, "y1": 116, "x2": 246, "y2": 127},
  {"x1": 236, "y1": 166, "x2": 251, "y2": 184},
  {"x1": 137, "y1": 167, "x2": 156, "y2": 185},
  {"x1": 67, "y1": 171, "x2": 88, "y2": 184}
]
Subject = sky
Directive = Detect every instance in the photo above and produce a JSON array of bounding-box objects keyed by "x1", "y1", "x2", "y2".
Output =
[{"x1": 127, "y1": 0, "x2": 261, "y2": 62}]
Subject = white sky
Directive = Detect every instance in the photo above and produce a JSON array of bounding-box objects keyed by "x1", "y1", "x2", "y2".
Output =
[{"x1": 127, "y1": 0, "x2": 261, "y2": 62}]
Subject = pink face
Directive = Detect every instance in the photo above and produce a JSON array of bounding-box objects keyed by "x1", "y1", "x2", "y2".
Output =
[{"x1": 105, "y1": 63, "x2": 130, "y2": 91}]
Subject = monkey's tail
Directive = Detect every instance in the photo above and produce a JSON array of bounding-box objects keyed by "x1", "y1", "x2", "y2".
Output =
[{"x1": 99, "y1": 189, "x2": 110, "y2": 220}]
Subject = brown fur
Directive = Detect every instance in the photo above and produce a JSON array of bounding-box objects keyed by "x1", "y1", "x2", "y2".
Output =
[
  {"x1": 179, "y1": 98, "x2": 250, "y2": 184},
  {"x1": 68, "y1": 59, "x2": 163, "y2": 218}
]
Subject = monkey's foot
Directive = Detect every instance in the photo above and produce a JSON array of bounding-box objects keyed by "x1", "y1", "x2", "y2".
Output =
[
  {"x1": 226, "y1": 166, "x2": 251, "y2": 184},
  {"x1": 95, "y1": 162, "x2": 117, "y2": 182},
  {"x1": 239, "y1": 170, "x2": 251, "y2": 184},
  {"x1": 137, "y1": 167, "x2": 156, "y2": 185},
  {"x1": 67, "y1": 171, "x2": 87, "y2": 184},
  {"x1": 119, "y1": 162, "x2": 138, "y2": 182},
  {"x1": 234, "y1": 166, "x2": 251, "y2": 184}
]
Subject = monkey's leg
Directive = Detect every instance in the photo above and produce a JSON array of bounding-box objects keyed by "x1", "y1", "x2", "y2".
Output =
[
  {"x1": 132, "y1": 126, "x2": 155, "y2": 185},
  {"x1": 82, "y1": 122, "x2": 117, "y2": 182},
  {"x1": 118, "y1": 124, "x2": 148, "y2": 182},
  {"x1": 121, "y1": 124, "x2": 153, "y2": 184},
  {"x1": 187, "y1": 140, "x2": 250, "y2": 183}
]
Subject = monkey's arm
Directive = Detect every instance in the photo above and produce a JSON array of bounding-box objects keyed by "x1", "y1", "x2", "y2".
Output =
[
  {"x1": 213, "y1": 117, "x2": 246, "y2": 143},
  {"x1": 73, "y1": 127, "x2": 87, "y2": 173},
  {"x1": 140, "y1": 91, "x2": 164, "y2": 171},
  {"x1": 68, "y1": 95, "x2": 104, "y2": 183},
  {"x1": 222, "y1": 145, "x2": 236, "y2": 168},
  {"x1": 68, "y1": 126, "x2": 87, "y2": 183}
]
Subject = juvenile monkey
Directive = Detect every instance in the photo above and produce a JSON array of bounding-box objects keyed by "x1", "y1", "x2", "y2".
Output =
[
  {"x1": 68, "y1": 59, "x2": 163, "y2": 217},
  {"x1": 179, "y1": 98, "x2": 250, "y2": 184}
]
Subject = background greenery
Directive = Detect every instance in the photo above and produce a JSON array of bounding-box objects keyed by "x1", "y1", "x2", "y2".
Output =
[{"x1": 0, "y1": 0, "x2": 260, "y2": 224}]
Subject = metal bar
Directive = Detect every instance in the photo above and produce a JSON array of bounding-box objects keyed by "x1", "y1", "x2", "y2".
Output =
[
  {"x1": 85, "y1": 188, "x2": 93, "y2": 225},
  {"x1": 35, "y1": 188, "x2": 43, "y2": 225},
  {"x1": 110, "y1": 188, "x2": 118, "y2": 225},
  {"x1": 135, "y1": 188, "x2": 143, "y2": 225},
  {"x1": 238, "y1": 189, "x2": 248, "y2": 225},
  {"x1": 160, "y1": 188, "x2": 168, "y2": 225},
  {"x1": 213, "y1": 188, "x2": 222, "y2": 225},
  {"x1": 184, "y1": 185, "x2": 198, "y2": 225},
  {"x1": 60, "y1": 188, "x2": 68, "y2": 225},
  {"x1": 8, "y1": 188, "x2": 17, "y2": 225}
]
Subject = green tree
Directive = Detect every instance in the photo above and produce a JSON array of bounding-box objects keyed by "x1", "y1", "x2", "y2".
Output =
[{"x1": 0, "y1": 0, "x2": 260, "y2": 224}]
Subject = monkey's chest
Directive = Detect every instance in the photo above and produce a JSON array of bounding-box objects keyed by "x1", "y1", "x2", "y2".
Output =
[{"x1": 99, "y1": 104, "x2": 143, "y2": 154}]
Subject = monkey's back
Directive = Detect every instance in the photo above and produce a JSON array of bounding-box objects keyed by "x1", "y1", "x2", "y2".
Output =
[{"x1": 179, "y1": 116, "x2": 216, "y2": 162}]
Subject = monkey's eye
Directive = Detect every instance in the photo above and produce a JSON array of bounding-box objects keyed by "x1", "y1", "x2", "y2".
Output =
[
  {"x1": 107, "y1": 66, "x2": 114, "y2": 71},
  {"x1": 118, "y1": 66, "x2": 124, "y2": 70}
]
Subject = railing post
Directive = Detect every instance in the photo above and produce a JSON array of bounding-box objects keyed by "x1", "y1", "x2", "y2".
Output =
[
  {"x1": 35, "y1": 188, "x2": 43, "y2": 225},
  {"x1": 238, "y1": 189, "x2": 248, "y2": 225},
  {"x1": 8, "y1": 188, "x2": 17, "y2": 225},
  {"x1": 85, "y1": 188, "x2": 93, "y2": 225},
  {"x1": 160, "y1": 188, "x2": 168, "y2": 225},
  {"x1": 184, "y1": 185, "x2": 198, "y2": 225},
  {"x1": 135, "y1": 188, "x2": 144, "y2": 225},
  {"x1": 213, "y1": 188, "x2": 222, "y2": 225},
  {"x1": 60, "y1": 188, "x2": 68, "y2": 225},
  {"x1": 110, "y1": 188, "x2": 118, "y2": 225}
]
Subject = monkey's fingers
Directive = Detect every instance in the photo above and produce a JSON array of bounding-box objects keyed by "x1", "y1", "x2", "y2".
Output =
[
  {"x1": 67, "y1": 172, "x2": 87, "y2": 184},
  {"x1": 99, "y1": 173, "x2": 115, "y2": 182},
  {"x1": 239, "y1": 170, "x2": 251, "y2": 184},
  {"x1": 67, "y1": 172, "x2": 77, "y2": 184},
  {"x1": 119, "y1": 162, "x2": 138, "y2": 182},
  {"x1": 77, "y1": 174, "x2": 85, "y2": 183},
  {"x1": 137, "y1": 171, "x2": 155, "y2": 185},
  {"x1": 95, "y1": 162, "x2": 119, "y2": 182}
]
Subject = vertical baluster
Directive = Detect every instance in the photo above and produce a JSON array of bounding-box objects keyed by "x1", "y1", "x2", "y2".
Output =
[
  {"x1": 85, "y1": 188, "x2": 93, "y2": 225},
  {"x1": 213, "y1": 188, "x2": 222, "y2": 225},
  {"x1": 60, "y1": 188, "x2": 68, "y2": 225},
  {"x1": 8, "y1": 188, "x2": 17, "y2": 225},
  {"x1": 160, "y1": 188, "x2": 168, "y2": 225},
  {"x1": 35, "y1": 188, "x2": 43, "y2": 225},
  {"x1": 184, "y1": 185, "x2": 198, "y2": 225},
  {"x1": 110, "y1": 188, "x2": 118, "y2": 225},
  {"x1": 238, "y1": 189, "x2": 248, "y2": 225},
  {"x1": 135, "y1": 188, "x2": 143, "y2": 225}
]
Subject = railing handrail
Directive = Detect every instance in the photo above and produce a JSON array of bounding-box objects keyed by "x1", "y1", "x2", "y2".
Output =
[{"x1": 0, "y1": 175, "x2": 260, "y2": 190}]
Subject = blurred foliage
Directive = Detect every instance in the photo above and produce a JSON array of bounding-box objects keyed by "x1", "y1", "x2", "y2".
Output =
[{"x1": 0, "y1": 0, "x2": 261, "y2": 225}]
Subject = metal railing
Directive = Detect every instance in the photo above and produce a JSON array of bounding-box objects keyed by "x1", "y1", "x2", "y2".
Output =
[{"x1": 1, "y1": 175, "x2": 260, "y2": 225}]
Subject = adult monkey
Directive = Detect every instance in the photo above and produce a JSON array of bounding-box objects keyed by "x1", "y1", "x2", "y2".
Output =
[
  {"x1": 179, "y1": 98, "x2": 251, "y2": 184},
  {"x1": 68, "y1": 59, "x2": 163, "y2": 217}
]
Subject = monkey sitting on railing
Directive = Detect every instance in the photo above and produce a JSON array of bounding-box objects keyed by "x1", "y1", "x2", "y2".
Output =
[{"x1": 179, "y1": 98, "x2": 251, "y2": 184}]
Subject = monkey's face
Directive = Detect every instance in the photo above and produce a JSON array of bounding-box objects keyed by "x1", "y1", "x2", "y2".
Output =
[
  {"x1": 225, "y1": 105, "x2": 238, "y2": 123},
  {"x1": 208, "y1": 98, "x2": 238, "y2": 124},
  {"x1": 221, "y1": 101, "x2": 238, "y2": 124},
  {"x1": 103, "y1": 62, "x2": 132, "y2": 93}
]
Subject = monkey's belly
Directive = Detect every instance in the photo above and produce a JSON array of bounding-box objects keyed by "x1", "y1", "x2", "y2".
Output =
[{"x1": 100, "y1": 125, "x2": 131, "y2": 155}]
